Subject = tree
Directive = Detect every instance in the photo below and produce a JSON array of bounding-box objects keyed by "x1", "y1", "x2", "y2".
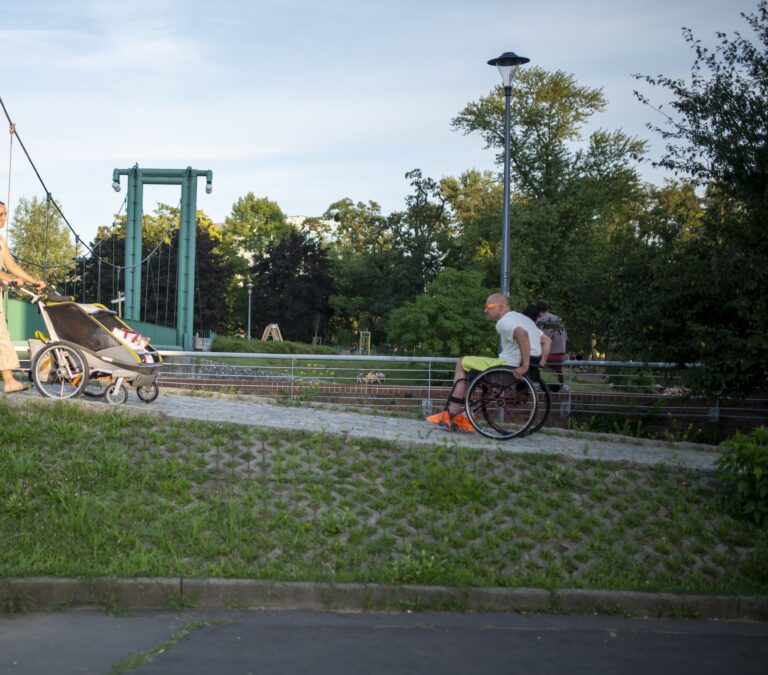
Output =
[
  {"x1": 451, "y1": 68, "x2": 646, "y2": 352},
  {"x1": 221, "y1": 193, "x2": 293, "y2": 273},
  {"x1": 323, "y1": 198, "x2": 400, "y2": 344},
  {"x1": 387, "y1": 268, "x2": 496, "y2": 356},
  {"x1": 629, "y1": 2, "x2": 768, "y2": 395},
  {"x1": 386, "y1": 169, "x2": 455, "y2": 300},
  {"x1": 8, "y1": 196, "x2": 76, "y2": 286},
  {"x1": 608, "y1": 181, "x2": 704, "y2": 356},
  {"x1": 249, "y1": 231, "x2": 334, "y2": 344},
  {"x1": 323, "y1": 198, "x2": 390, "y2": 254},
  {"x1": 324, "y1": 172, "x2": 457, "y2": 346},
  {"x1": 441, "y1": 169, "x2": 503, "y2": 275}
]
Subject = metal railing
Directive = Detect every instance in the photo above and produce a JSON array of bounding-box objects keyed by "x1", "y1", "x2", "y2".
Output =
[{"x1": 13, "y1": 347, "x2": 768, "y2": 438}]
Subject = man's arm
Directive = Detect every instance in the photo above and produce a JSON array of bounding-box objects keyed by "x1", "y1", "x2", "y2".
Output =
[{"x1": 512, "y1": 326, "x2": 531, "y2": 379}]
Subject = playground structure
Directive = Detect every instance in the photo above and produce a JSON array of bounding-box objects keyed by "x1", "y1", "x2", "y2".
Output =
[
  {"x1": 261, "y1": 323, "x2": 283, "y2": 341},
  {"x1": 358, "y1": 330, "x2": 371, "y2": 355}
]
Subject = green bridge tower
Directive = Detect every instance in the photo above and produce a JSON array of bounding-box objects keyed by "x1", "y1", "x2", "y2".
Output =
[{"x1": 111, "y1": 166, "x2": 213, "y2": 351}]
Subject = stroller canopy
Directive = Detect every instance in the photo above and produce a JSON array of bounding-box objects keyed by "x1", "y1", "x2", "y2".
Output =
[{"x1": 46, "y1": 302, "x2": 122, "y2": 353}]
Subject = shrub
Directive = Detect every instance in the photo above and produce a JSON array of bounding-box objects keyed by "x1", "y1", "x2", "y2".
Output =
[
  {"x1": 212, "y1": 335, "x2": 337, "y2": 355},
  {"x1": 716, "y1": 426, "x2": 768, "y2": 526}
]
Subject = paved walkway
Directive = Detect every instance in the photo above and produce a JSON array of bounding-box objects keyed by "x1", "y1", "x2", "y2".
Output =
[
  {"x1": 108, "y1": 390, "x2": 720, "y2": 471},
  {"x1": 5, "y1": 388, "x2": 720, "y2": 470}
]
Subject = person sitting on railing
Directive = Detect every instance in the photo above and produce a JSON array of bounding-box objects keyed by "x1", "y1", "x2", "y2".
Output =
[
  {"x1": 426, "y1": 293, "x2": 551, "y2": 431},
  {"x1": 0, "y1": 201, "x2": 46, "y2": 394}
]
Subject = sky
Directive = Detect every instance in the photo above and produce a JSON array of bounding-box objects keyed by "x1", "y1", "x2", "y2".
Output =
[{"x1": 0, "y1": 0, "x2": 761, "y2": 245}]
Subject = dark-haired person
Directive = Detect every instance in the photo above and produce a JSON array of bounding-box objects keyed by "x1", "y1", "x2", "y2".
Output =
[
  {"x1": 535, "y1": 300, "x2": 568, "y2": 393},
  {"x1": 0, "y1": 201, "x2": 46, "y2": 394}
]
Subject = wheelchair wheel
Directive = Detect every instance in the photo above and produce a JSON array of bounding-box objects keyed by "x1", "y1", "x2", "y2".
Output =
[
  {"x1": 31, "y1": 341, "x2": 89, "y2": 400},
  {"x1": 465, "y1": 366, "x2": 537, "y2": 440},
  {"x1": 526, "y1": 370, "x2": 552, "y2": 436}
]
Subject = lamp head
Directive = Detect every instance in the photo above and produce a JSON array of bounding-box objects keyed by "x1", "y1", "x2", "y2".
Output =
[{"x1": 488, "y1": 51, "x2": 530, "y2": 88}]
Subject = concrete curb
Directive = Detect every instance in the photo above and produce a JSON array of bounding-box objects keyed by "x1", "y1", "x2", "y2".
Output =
[{"x1": 2, "y1": 578, "x2": 766, "y2": 620}]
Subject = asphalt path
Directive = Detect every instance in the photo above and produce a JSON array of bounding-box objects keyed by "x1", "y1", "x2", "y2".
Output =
[{"x1": 1, "y1": 609, "x2": 766, "y2": 675}]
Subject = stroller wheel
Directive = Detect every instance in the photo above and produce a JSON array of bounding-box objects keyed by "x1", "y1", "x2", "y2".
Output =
[
  {"x1": 31, "y1": 341, "x2": 89, "y2": 400},
  {"x1": 105, "y1": 381, "x2": 129, "y2": 405},
  {"x1": 136, "y1": 382, "x2": 159, "y2": 403}
]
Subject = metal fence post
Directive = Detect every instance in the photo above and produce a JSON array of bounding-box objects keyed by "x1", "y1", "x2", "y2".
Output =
[
  {"x1": 561, "y1": 362, "x2": 573, "y2": 417},
  {"x1": 424, "y1": 359, "x2": 433, "y2": 416}
]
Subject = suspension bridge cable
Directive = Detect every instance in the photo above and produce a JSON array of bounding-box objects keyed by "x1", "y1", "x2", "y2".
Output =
[
  {"x1": 0, "y1": 97, "x2": 178, "y2": 273},
  {"x1": 6, "y1": 123, "x2": 14, "y2": 215}
]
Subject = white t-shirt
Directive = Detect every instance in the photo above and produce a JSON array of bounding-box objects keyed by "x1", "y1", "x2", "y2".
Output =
[{"x1": 496, "y1": 311, "x2": 543, "y2": 366}]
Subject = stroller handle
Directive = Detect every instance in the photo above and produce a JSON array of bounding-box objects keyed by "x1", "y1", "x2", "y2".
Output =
[{"x1": 4, "y1": 282, "x2": 71, "y2": 304}]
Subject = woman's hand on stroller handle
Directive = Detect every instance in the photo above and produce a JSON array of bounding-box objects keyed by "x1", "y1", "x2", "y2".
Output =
[{"x1": 2, "y1": 277, "x2": 45, "y2": 290}]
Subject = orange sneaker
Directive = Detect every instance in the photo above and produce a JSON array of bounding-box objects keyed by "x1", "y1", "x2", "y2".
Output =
[
  {"x1": 450, "y1": 412, "x2": 475, "y2": 432},
  {"x1": 426, "y1": 410, "x2": 451, "y2": 426},
  {"x1": 425, "y1": 410, "x2": 475, "y2": 432}
]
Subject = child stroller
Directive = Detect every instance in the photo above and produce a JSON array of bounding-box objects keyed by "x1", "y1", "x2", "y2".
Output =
[{"x1": 20, "y1": 286, "x2": 163, "y2": 404}]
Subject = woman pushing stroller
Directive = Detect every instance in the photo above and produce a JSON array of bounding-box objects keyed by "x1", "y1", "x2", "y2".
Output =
[{"x1": 0, "y1": 201, "x2": 46, "y2": 394}]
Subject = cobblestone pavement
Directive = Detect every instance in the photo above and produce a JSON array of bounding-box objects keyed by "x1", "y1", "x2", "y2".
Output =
[
  {"x1": 4, "y1": 387, "x2": 719, "y2": 470},
  {"x1": 99, "y1": 389, "x2": 721, "y2": 471}
]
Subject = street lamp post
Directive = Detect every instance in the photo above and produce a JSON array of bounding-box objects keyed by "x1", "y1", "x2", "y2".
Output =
[
  {"x1": 487, "y1": 51, "x2": 529, "y2": 297},
  {"x1": 246, "y1": 281, "x2": 253, "y2": 340}
]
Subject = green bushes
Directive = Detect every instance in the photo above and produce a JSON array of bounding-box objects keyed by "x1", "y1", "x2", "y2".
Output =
[
  {"x1": 212, "y1": 335, "x2": 337, "y2": 355},
  {"x1": 716, "y1": 427, "x2": 768, "y2": 526}
]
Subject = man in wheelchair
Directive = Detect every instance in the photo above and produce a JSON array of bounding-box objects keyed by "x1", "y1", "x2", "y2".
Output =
[{"x1": 426, "y1": 293, "x2": 552, "y2": 431}]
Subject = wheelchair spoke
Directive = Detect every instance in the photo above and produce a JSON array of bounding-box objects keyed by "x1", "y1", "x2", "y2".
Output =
[{"x1": 465, "y1": 367, "x2": 537, "y2": 440}]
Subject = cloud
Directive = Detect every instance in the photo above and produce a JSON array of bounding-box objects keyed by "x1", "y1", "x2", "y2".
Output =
[{"x1": 0, "y1": 0, "x2": 207, "y2": 75}]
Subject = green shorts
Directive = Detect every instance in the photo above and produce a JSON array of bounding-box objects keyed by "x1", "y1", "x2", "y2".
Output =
[{"x1": 461, "y1": 356, "x2": 506, "y2": 372}]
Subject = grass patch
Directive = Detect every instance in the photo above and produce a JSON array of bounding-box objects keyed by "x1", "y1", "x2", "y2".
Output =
[{"x1": 0, "y1": 398, "x2": 766, "y2": 595}]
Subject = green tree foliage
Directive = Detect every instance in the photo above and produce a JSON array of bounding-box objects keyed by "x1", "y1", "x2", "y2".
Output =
[
  {"x1": 324, "y1": 198, "x2": 390, "y2": 253},
  {"x1": 249, "y1": 230, "x2": 334, "y2": 344},
  {"x1": 387, "y1": 169, "x2": 455, "y2": 299},
  {"x1": 323, "y1": 198, "x2": 395, "y2": 342},
  {"x1": 451, "y1": 67, "x2": 646, "y2": 354},
  {"x1": 627, "y1": 3, "x2": 768, "y2": 395},
  {"x1": 8, "y1": 196, "x2": 76, "y2": 286},
  {"x1": 221, "y1": 193, "x2": 293, "y2": 273},
  {"x1": 387, "y1": 268, "x2": 496, "y2": 356},
  {"x1": 441, "y1": 170, "x2": 503, "y2": 279},
  {"x1": 608, "y1": 181, "x2": 704, "y2": 358},
  {"x1": 324, "y1": 171, "x2": 454, "y2": 345}
]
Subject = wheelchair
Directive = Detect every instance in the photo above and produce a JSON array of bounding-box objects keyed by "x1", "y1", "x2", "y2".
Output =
[{"x1": 443, "y1": 365, "x2": 552, "y2": 440}]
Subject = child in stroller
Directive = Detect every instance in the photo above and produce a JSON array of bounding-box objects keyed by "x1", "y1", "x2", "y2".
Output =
[{"x1": 19, "y1": 285, "x2": 163, "y2": 404}]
